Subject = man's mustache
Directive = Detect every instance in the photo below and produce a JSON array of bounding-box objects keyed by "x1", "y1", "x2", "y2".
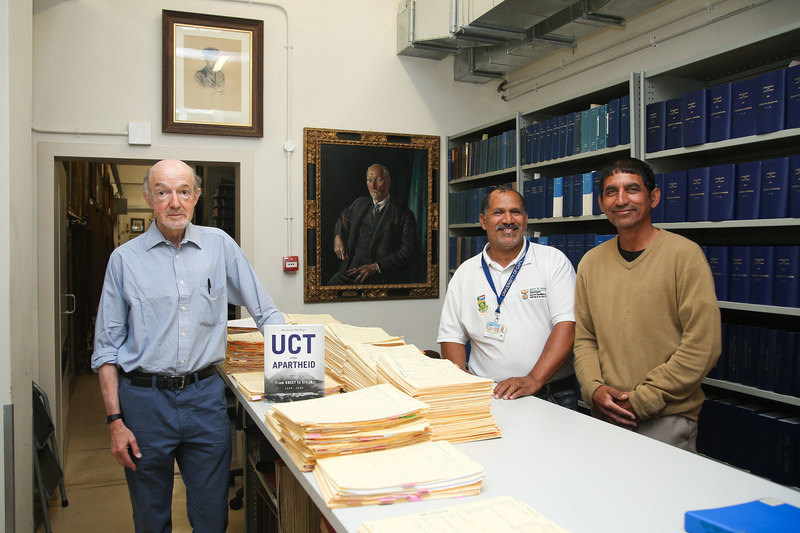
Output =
[{"x1": 495, "y1": 223, "x2": 520, "y2": 231}]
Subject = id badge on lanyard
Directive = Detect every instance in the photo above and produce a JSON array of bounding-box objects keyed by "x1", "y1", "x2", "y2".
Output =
[{"x1": 481, "y1": 240, "x2": 528, "y2": 343}]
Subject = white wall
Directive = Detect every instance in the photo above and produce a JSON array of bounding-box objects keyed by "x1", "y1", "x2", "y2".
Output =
[{"x1": 31, "y1": 0, "x2": 511, "y2": 382}]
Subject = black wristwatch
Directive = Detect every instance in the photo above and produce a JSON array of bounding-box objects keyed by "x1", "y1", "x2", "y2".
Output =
[{"x1": 105, "y1": 413, "x2": 124, "y2": 424}]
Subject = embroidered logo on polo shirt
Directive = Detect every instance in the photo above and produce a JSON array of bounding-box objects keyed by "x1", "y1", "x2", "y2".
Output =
[
  {"x1": 520, "y1": 289, "x2": 529, "y2": 300},
  {"x1": 476, "y1": 295, "x2": 489, "y2": 314},
  {"x1": 530, "y1": 287, "x2": 547, "y2": 299}
]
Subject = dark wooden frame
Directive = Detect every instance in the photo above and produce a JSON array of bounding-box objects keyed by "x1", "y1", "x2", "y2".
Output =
[
  {"x1": 304, "y1": 128, "x2": 440, "y2": 303},
  {"x1": 162, "y1": 10, "x2": 263, "y2": 137},
  {"x1": 130, "y1": 218, "x2": 145, "y2": 234}
]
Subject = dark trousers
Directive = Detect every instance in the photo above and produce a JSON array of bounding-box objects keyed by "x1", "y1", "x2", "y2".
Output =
[{"x1": 119, "y1": 373, "x2": 231, "y2": 533}]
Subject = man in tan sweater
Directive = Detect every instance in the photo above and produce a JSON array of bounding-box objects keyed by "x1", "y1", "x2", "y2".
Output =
[{"x1": 574, "y1": 157, "x2": 720, "y2": 452}]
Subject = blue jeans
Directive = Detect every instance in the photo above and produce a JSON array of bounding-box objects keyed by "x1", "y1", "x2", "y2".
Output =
[
  {"x1": 119, "y1": 373, "x2": 231, "y2": 533},
  {"x1": 536, "y1": 378, "x2": 579, "y2": 410}
]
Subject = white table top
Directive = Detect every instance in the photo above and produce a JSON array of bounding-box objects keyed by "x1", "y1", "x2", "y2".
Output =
[{"x1": 221, "y1": 372, "x2": 800, "y2": 532}]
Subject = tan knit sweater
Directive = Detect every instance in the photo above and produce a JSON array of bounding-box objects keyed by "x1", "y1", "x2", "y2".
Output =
[{"x1": 574, "y1": 229, "x2": 721, "y2": 421}]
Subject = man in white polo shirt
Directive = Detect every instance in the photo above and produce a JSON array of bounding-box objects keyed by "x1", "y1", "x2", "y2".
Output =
[{"x1": 437, "y1": 186, "x2": 577, "y2": 407}]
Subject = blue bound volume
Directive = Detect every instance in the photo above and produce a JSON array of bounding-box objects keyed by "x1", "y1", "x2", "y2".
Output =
[
  {"x1": 646, "y1": 100, "x2": 666, "y2": 153},
  {"x1": 734, "y1": 160, "x2": 762, "y2": 220},
  {"x1": 580, "y1": 109, "x2": 591, "y2": 154},
  {"x1": 731, "y1": 77, "x2": 757, "y2": 138},
  {"x1": 705, "y1": 245, "x2": 729, "y2": 301},
  {"x1": 665, "y1": 97, "x2": 684, "y2": 149},
  {"x1": 663, "y1": 170, "x2": 687, "y2": 222},
  {"x1": 565, "y1": 113, "x2": 576, "y2": 157},
  {"x1": 755, "y1": 69, "x2": 786, "y2": 134},
  {"x1": 729, "y1": 246, "x2": 751, "y2": 303},
  {"x1": 709, "y1": 164, "x2": 736, "y2": 221},
  {"x1": 572, "y1": 111, "x2": 582, "y2": 155},
  {"x1": 545, "y1": 177, "x2": 554, "y2": 218},
  {"x1": 757, "y1": 328, "x2": 779, "y2": 392},
  {"x1": 789, "y1": 154, "x2": 800, "y2": 218},
  {"x1": 725, "y1": 325, "x2": 744, "y2": 382},
  {"x1": 749, "y1": 245, "x2": 775, "y2": 305},
  {"x1": 787, "y1": 63, "x2": 800, "y2": 129},
  {"x1": 773, "y1": 245, "x2": 799, "y2": 308},
  {"x1": 682, "y1": 89, "x2": 707, "y2": 146},
  {"x1": 571, "y1": 173, "x2": 583, "y2": 217},
  {"x1": 596, "y1": 104, "x2": 607, "y2": 150},
  {"x1": 708, "y1": 83, "x2": 732, "y2": 142},
  {"x1": 619, "y1": 94, "x2": 631, "y2": 144},
  {"x1": 687, "y1": 166, "x2": 710, "y2": 222},
  {"x1": 606, "y1": 98, "x2": 620, "y2": 147},
  {"x1": 760, "y1": 157, "x2": 790, "y2": 219},
  {"x1": 739, "y1": 325, "x2": 760, "y2": 386},
  {"x1": 592, "y1": 170, "x2": 603, "y2": 215},
  {"x1": 774, "y1": 331, "x2": 797, "y2": 395},
  {"x1": 562, "y1": 175, "x2": 573, "y2": 218}
]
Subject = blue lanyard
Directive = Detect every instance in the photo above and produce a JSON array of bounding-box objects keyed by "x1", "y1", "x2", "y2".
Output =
[{"x1": 481, "y1": 239, "x2": 529, "y2": 318}]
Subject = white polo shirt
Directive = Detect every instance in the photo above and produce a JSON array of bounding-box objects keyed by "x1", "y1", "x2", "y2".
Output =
[{"x1": 437, "y1": 241, "x2": 576, "y2": 382}]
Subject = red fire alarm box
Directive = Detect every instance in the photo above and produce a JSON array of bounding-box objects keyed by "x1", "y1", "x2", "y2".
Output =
[{"x1": 283, "y1": 256, "x2": 299, "y2": 272}]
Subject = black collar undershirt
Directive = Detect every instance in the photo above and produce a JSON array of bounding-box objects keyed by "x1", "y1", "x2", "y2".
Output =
[{"x1": 618, "y1": 239, "x2": 644, "y2": 262}]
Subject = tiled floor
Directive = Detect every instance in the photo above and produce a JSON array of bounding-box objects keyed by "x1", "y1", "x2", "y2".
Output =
[{"x1": 36, "y1": 373, "x2": 246, "y2": 532}]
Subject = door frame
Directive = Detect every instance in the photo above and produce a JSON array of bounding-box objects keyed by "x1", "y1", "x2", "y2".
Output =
[{"x1": 36, "y1": 141, "x2": 254, "y2": 452}]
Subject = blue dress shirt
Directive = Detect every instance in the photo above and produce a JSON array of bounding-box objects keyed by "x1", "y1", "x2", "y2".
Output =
[{"x1": 92, "y1": 222, "x2": 283, "y2": 375}]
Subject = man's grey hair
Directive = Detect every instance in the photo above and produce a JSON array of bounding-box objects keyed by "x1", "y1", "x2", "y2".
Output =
[
  {"x1": 142, "y1": 164, "x2": 203, "y2": 197},
  {"x1": 367, "y1": 163, "x2": 391, "y2": 181}
]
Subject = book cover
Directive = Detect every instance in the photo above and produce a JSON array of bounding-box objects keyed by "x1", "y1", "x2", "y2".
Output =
[
  {"x1": 552, "y1": 176, "x2": 563, "y2": 218},
  {"x1": 606, "y1": 98, "x2": 620, "y2": 147},
  {"x1": 789, "y1": 155, "x2": 800, "y2": 218},
  {"x1": 756, "y1": 328, "x2": 778, "y2": 391},
  {"x1": 731, "y1": 403, "x2": 770, "y2": 470},
  {"x1": 572, "y1": 111, "x2": 582, "y2": 155},
  {"x1": 708, "y1": 82, "x2": 732, "y2": 142},
  {"x1": 705, "y1": 246, "x2": 729, "y2": 301},
  {"x1": 534, "y1": 177, "x2": 546, "y2": 220},
  {"x1": 724, "y1": 325, "x2": 744, "y2": 383},
  {"x1": 687, "y1": 166, "x2": 710, "y2": 222},
  {"x1": 734, "y1": 160, "x2": 762, "y2": 220},
  {"x1": 562, "y1": 175, "x2": 573, "y2": 218},
  {"x1": 755, "y1": 69, "x2": 786, "y2": 134},
  {"x1": 596, "y1": 104, "x2": 607, "y2": 150},
  {"x1": 731, "y1": 77, "x2": 757, "y2": 138},
  {"x1": 749, "y1": 246, "x2": 775, "y2": 306},
  {"x1": 566, "y1": 112, "x2": 576, "y2": 157},
  {"x1": 760, "y1": 157, "x2": 790, "y2": 219},
  {"x1": 751, "y1": 412, "x2": 788, "y2": 478},
  {"x1": 773, "y1": 245, "x2": 799, "y2": 308},
  {"x1": 663, "y1": 170, "x2": 687, "y2": 222},
  {"x1": 646, "y1": 100, "x2": 666, "y2": 153},
  {"x1": 551, "y1": 117, "x2": 561, "y2": 160},
  {"x1": 264, "y1": 324, "x2": 325, "y2": 403},
  {"x1": 682, "y1": 89, "x2": 708, "y2": 146},
  {"x1": 572, "y1": 173, "x2": 583, "y2": 217},
  {"x1": 787, "y1": 63, "x2": 800, "y2": 129},
  {"x1": 545, "y1": 177, "x2": 554, "y2": 218},
  {"x1": 651, "y1": 172, "x2": 665, "y2": 223},
  {"x1": 774, "y1": 331, "x2": 797, "y2": 395},
  {"x1": 729, "y1": 246, "x2": 751, "y2": 303},
  {"x1": 683, "y1": 498, "x2": 800, "y2": 533},
  {"x1": 582, "y1": 172, "x2": 594, "y2": 216},
  {"x1": 739, "y1": 325, "x2": 760, "y2": 386},
  {"x1": 619, "y1": 94, "x2": 631, "y2": 144},
  {"x1": 588, "y1": 107, "x2": 599, "y2": 152},
  {"x1": 558, "y1": 114, "x2": 568, "y2": 159},
  {"x1": 592, "y1": 170, "x2": 603, "y2": 215},
  {"x1": 580, "y1": 109, "x2": 591, "y2": 154},
  {"x1": 772, "y1": 417, "x2": 800, "y2": 486},
  {"x1": 665, "y1": 97, "x2": 684, "y2": 150},
  {"x1": 523, "y1": 179, "x2": 536, "y2": 218},
  {"x1": 708, "y1": 164, "x2": 736, "y2": 221}
]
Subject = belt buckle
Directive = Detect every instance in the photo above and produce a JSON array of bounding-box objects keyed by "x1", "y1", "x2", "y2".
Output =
[{"x1": 167, "y1": 375, "x2": 186, "y2": 390}]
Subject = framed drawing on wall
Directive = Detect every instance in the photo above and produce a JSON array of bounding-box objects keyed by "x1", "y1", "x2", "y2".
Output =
[
  {"x1": 304, "y1": 128, "x2": 440, "y2": 303},
  {"x1": 130, "y1": 218, "x2": 145, "y2": 234},
  {"x1": 162, "y1": 10, "x2": 263, "y2": 137}
]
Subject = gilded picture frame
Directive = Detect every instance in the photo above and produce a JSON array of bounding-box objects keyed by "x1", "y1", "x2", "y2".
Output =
[
  {"x1": 162, "y1": 10, "x2": 263, "y2": 137},
  {"x1": 304, "y1": 128, "x2": 440, "y2": 302}
]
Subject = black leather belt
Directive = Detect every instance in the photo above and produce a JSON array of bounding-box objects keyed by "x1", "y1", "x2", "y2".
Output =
[
  {"x1": 536, "y1": 375, "x2": 577, "y2": 397},
  {"x1": 121, "y1": 365, "x2": 218, "y2": 390}
]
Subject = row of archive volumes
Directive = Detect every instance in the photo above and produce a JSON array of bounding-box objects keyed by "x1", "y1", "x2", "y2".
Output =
[
  {"x1": 449, "y1": 234, "x2": 615, "y2": 272},
  {"x1": 698, "y1": 394, "x2": 799, "y2": 487},
  {"x1": 523, "y1": 173, "x2": 602, "y2": 220},
  {"x1": 447, "y1": 129, "x2": 516, "y2": 181},
  {"x1": 653, "y1": 155, "x2": 800, "y2": 223},
  {"x1": 646, "y1": 62, "x2": 800, "y2": 153},
  {"x1": 520, "y1": 95, "x2": 630, "y2": 165},
  {"x1": 707, "y1": 322, "x2": 799, "y2": 397},
  {"x1": 703, "y1": 245, "x2": 799, "y2": 308},
  {"x1": 448, "y1": 183, "x2": 513, "y2": 225}
]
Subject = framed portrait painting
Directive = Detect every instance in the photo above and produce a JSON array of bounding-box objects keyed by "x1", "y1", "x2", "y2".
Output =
[
  {"x1": 304, "y1": 128, "x2": 440, "y2": 303},
  {"x1": 162, "y1": 10, "x2": 263, "y2": 137}
]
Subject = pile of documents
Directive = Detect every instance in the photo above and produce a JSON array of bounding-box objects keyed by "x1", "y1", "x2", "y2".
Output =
[
  {"x1": 375, "y1": 350, "x2": 501, "y2": 443},
  {"x1": 284, "y1": 313, "x2": 341, "y2": 325},
  {"x1": 314, "y1": 440, "x2": 484, "y2": 508},
  {"x1": 344, "y1": 343, "x2": 425, "y2": 391},
  {"x1": 269, "y1": 384, "x2": 432, "y2": 471},
  {"x1": 324, "y1": 324, "x2": 404, "y2": 386},
  {"x1": 359, "y1": 496, "x2": 571, "y2": 532},
  {"x1": 223, "y1": 329, "x2": 264, "y2": 373},
  {"x1": 229, "y1": 372, "x2": 343, "y2": 402}
]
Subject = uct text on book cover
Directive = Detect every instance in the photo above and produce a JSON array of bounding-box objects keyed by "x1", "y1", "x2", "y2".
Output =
[{"x1": 264, "y1": 324, "x2": 325, "y2": 403}]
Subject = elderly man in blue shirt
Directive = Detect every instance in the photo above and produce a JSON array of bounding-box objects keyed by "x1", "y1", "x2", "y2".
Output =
[{"x1": 92, "y1": 159, "x2": 283, "y2": 532}]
